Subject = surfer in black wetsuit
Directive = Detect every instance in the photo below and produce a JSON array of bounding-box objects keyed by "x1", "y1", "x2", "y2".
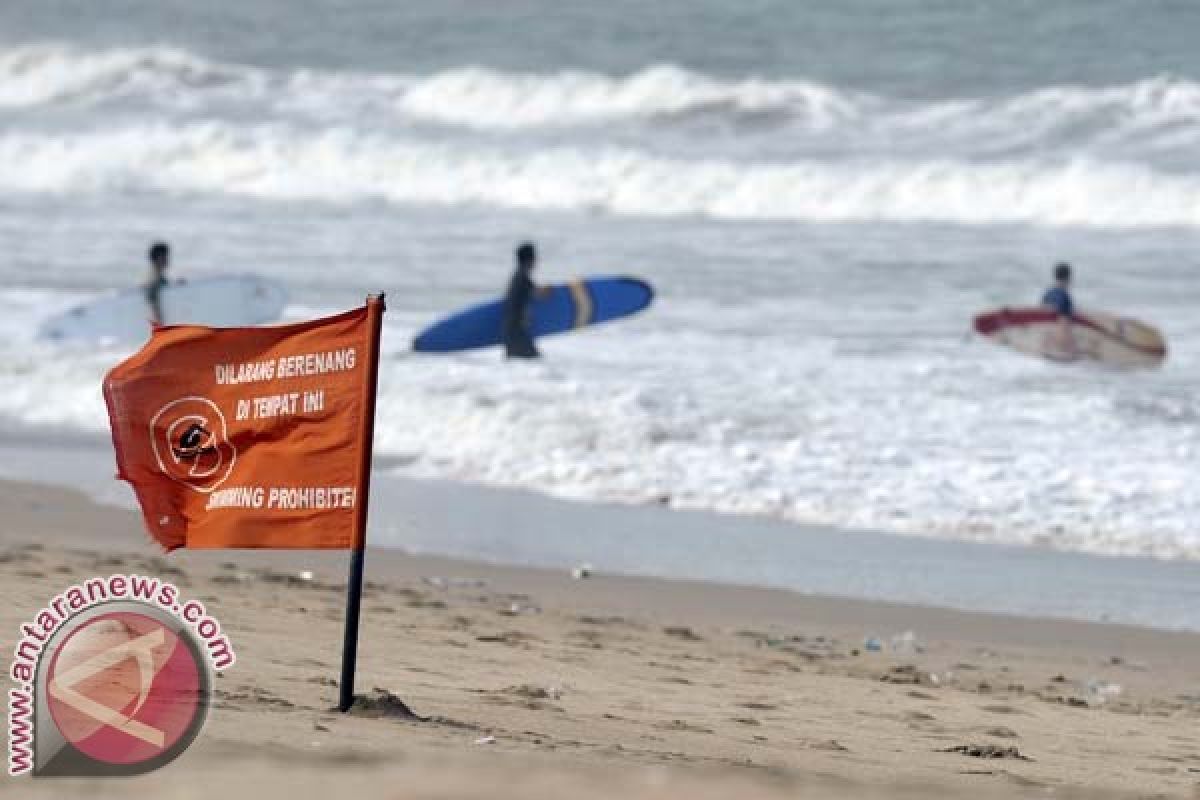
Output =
[
  {"x1": 144, "y1": 241, "x2": 171, "y2": 325},
  {"x1": 502, "y1": 242, "x2": 541, "y2": 359}
]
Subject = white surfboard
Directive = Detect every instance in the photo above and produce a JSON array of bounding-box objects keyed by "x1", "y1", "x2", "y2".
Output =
[
  {"x1": 39, "y1": 275, "x2": 289, "y2": 344},
  {"x1": 974, "y1": 306, "x2": 1167, "y2": 369}
]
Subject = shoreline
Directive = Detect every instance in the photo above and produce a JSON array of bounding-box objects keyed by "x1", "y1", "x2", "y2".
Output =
[
  {"x1": 3, "y1": 478, "x2": 1200, "y2": 798},
  {"x1": 3, "y1": 477, "x2": 1198, "y2": 655},
  {"x1": 4, "y1": 435, "x2": 1200, "y2": 632}
]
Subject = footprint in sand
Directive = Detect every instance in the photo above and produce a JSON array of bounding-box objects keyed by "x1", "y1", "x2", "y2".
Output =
[
  {"x1": 663, "y1": 626, "x2": 704, "y2": 642},
  {"x1": 809, "y1": 739, "x2": 849, "y2": 752},
  {"x1": 568, "y1": 630, "x2": 605, "y2": 649},
  {"x1": 903, "y1": 710, "x2": 937, "y2": 723},
  {"x1": 136, "y1": 556, "x2": 188, "y2": 579},
  {"x1": 655, "y1": 719, "x2": 714, "y2": 734},
  {"x1": 981, "y1": 726, "x2": 1019, "y2": 738},
  {"x1": 215, "y1": 685, "x2": 299, "y2": 712},
  {"x1": 483, "y1": 685, "x2": 564, "y2": 712},
  {"x1": 475, "y1": 631, "x2": 539, "y2": 646},
  {"x1": 0, "y1": 551, "x2": 36, "y2": 567},
  {"x1": 879, "y1": 664, "x2": 928, "y2": 685},
  {"x1": 577, "y1": 614, "x2": 636, "y2": 628}
]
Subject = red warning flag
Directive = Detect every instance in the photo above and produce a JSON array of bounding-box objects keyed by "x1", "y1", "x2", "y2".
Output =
[{"x1": 103, "y1": 297, "x2": 385, "y2": 550}]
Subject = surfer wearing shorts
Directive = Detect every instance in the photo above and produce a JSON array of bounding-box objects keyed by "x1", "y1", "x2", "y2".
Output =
[
  {"x1": 143, "y1": 241, "x2": 171, "y2": 325},
  {"x1": 503, "y1": 242, "x2": 541, "y2": 359},
  {"x1": 1041, "y1": 262, "x2": 1077, "y2": 356}
]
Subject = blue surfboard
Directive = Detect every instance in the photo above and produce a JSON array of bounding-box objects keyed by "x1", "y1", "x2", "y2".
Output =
[{"x1": 413, "y1": 276, "x2": 654, "y2": 353}]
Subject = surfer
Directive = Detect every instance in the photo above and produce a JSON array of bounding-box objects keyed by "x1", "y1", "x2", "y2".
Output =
[
  {"x1": 143, "y1": 241, "x2": 172, "y2": 325},
  {"x1": 1041, "y1": 263, "x2": 1074, "y2": 318},
  {"x1": 502, "y1": 242, "x2": 541, "y2": 359},
  {"x1": 1041, "y1": 262, "x2": 1077, "y2": 355}
]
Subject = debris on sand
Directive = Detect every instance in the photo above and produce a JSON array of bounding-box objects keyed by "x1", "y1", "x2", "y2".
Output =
[
  {"x1": 890, "y1": 630, "x2": 923, "y2": 655},
  {"x1": 254, "y1": 567, "x2": 336, "y2": 590},
  {"x1": 1084, "y1": 679, "x2": 1122, "y2": 706}
]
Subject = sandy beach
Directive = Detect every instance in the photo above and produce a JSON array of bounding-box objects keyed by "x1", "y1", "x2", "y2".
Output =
[{"x1": 2, "y1": 478, "x2": 1198, "y2": 798}]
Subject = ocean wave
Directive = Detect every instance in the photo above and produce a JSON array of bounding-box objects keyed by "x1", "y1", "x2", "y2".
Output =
[
  {"x1": 2, "y1": 122, "x2": 1200, "y2": 227},
  {"x1": 0, "y1": 43, "x2": 857, "y2": 127},
  {"x1": 0, "y1": 44, "x2": 253, "y2": 108},
  {"x1": 6, "y1": 42, "x2": 1200, "y2": 147},
  {"x1": 395, "y1": 64, "x2": 862, "y2": 128}
]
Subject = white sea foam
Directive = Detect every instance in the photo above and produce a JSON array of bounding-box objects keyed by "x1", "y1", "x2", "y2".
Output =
[
  {"x1": 395, "y1": 64, "x2": 863, "y2": 128},
  {"x1": 1, "y1": 122, "x2": 1199, "y2": 227},
  {"x1": 2, "y1": 292, "x2": 1199, "y2": 562}
]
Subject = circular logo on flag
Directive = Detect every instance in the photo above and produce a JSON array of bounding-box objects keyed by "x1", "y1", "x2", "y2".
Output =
[
  {"x1": 149, "y1": 397, "x2": 236, "y2": 493},
  {"x1": 43, "y1": 606, "x2": 210, "y2": 774}
]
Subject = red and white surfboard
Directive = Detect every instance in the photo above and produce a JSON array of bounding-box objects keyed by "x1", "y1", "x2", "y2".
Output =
[{"x1": 974, "y1": 307, "x2": 1167, "y2": 369}]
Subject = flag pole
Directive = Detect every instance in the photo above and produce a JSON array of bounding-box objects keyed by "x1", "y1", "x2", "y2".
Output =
[{"x1": 339, "y1": 294, "x2": 385, "y2": 712}]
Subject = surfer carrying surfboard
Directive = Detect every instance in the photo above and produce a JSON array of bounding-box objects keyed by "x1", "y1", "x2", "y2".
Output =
[
  {"x1": 1041, "y1": 263, "x2": 1075, "y2": 318},
  {"x1": 1040, "y1": 262, "x2": 1077, "y2": 355},
  {"x1": 974, "y1": 263, "x2": 1166, "y2": 369},
  {"x1": 144, "y1": 241, "x2": 173, "y2": 325},
  {"x1": 503, "y1": 242, "x2": 542, "y2": 359}
]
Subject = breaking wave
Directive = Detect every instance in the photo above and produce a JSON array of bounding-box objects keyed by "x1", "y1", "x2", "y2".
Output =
[
  {"x1": 5, "y1": 42, "x2": 1200, "y2": 145},
  {"x1": 2, "y1": 122, "x2": 1200, "y2": 227}
]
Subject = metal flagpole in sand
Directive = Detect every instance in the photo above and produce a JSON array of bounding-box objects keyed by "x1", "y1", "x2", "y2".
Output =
[{"x1": 339, "y1": 294, "x2": 385, "y2": 713}]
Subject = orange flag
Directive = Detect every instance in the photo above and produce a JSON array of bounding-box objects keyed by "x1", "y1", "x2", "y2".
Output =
[{"x1": 103, "y1": 297, "x2": 385, "y2": 551}]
